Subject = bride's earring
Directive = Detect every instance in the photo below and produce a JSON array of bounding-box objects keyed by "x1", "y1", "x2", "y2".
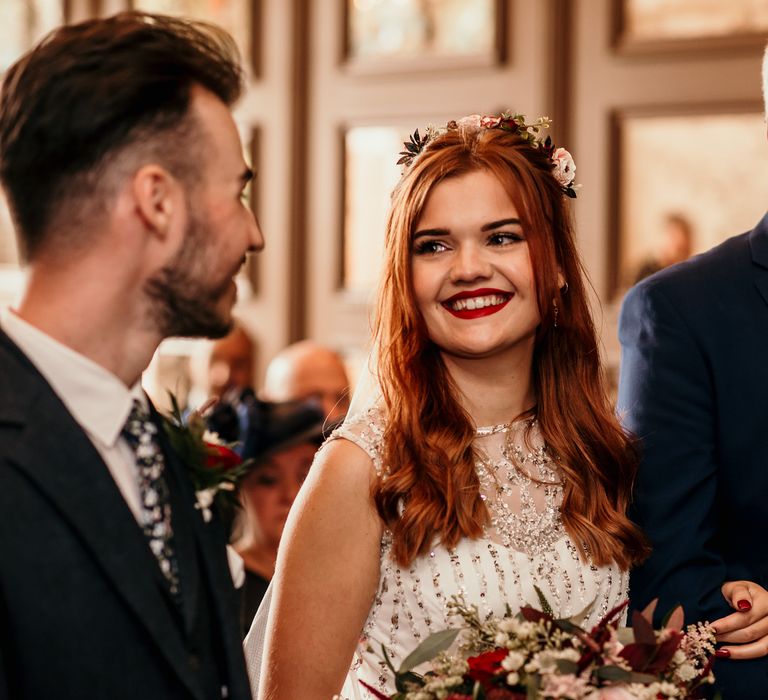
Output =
[{"x1": 553, "y1": 299, "x2": 559, "y2": 328}]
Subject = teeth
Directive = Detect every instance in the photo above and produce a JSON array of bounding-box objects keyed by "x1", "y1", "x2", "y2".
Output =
[{"x1": 449, "y1": 294, "x2": 509, "y2": 311}]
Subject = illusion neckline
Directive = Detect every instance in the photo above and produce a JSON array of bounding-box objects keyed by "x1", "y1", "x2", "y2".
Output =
[{"x1": 474, "y1": 415, "x2": 535, "y2": 436}]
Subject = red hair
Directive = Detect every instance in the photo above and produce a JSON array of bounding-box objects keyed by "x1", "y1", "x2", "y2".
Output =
[{"x1": 372, "y1": 125, "x2": 649, "y2": 570}]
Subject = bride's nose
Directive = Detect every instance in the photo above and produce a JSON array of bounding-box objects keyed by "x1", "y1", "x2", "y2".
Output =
[{"x1": 449, "y1": 243, "x2": 492, "y2": 283}]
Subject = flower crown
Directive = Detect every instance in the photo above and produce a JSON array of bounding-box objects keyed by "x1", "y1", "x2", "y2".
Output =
[{"x1": 397, "y1": 112, "x2": 578, "y2": 198}]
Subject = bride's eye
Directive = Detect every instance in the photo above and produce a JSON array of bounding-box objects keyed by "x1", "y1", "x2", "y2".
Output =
[
  {"x1": 487, "y1": 232, "x2": 524, "y2": 246},
  {"x1": 413, "y1": 239, "x2": 448, "y2": 255}
]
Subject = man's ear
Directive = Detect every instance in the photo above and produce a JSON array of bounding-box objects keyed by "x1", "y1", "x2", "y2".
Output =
[{"x1": 131, "y1": 164, "x2": 182, "y2": 238}]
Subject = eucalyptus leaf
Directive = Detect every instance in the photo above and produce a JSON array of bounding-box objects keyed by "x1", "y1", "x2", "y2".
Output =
[
  {"x1": 554, "y1": 618, "x2": 581, "y2": 634},
  {"x1": 554, "y1": 659, "x2": 579, "y2": 674},
  {"x1": 594, "y1": 665, "x2": 633, "y2": 681},
  {"x1": 398, "y1": 628, "x2": 461, "y2": 673},
  {"x1": 594, "y1": 665, "x2": 657, "y2": 684}
]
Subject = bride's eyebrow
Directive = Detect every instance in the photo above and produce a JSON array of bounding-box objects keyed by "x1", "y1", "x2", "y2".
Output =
[
  {"x1": 412, "y1": 228, "x2": 449, "y2": 240},
  {"x1": 482, "y1": 218, "x2": 521, "y2": 231}
]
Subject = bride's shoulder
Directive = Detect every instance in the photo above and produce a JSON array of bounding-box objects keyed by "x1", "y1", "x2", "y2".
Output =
[{"x1": 322, "y1": 402, "x2": 387, "y2": 475}]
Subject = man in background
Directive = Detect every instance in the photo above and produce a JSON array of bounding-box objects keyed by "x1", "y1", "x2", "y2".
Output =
[
  {"x1": 208, "y1": 323, "x2": 257, "y2": 398},
  {"x1": 0, "y1": 12, "x2": 262, "y2": 699},
  {"x1": 618, "y1": 48, "x2": 768, "y2": 700},
  {"x1": 262, "y1": 340, "x2": 350, "y2": 422}
]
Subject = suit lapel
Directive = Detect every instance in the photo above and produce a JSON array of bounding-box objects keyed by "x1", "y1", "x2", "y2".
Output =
[{"x1": 1, "y1": 336, "x2": 205, "y2": 700}]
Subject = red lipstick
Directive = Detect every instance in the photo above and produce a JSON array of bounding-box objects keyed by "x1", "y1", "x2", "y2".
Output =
[{"x1": 441, "y1": 288, "x2": 512, "y2": 319}]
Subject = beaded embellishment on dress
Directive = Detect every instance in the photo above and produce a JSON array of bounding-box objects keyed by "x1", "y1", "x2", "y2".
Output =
[{"x1": 474, "y1": 418, "x2": 567, "y2": 557}]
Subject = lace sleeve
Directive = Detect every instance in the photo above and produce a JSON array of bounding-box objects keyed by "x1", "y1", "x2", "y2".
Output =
[{"x1": 325, "y1": 404, "x2": 387, "y2": 477}]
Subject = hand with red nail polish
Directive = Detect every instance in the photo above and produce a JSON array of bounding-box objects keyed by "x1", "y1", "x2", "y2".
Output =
[{"x1": 711, "y1": 580, "x2": 768, "y2": 659}]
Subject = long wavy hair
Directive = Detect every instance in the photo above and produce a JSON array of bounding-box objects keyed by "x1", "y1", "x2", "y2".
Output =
[{"x1": 372, "y1": 124, "x2": 649, "y2": 570}]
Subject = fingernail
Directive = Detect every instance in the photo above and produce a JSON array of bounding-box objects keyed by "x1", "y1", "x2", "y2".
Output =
[
  {"x1": 738, "y1": 599, "x2": 752, "y2": 612},
  {"x1": 710, "y1": 625, "x2": 718, "y2": 634},
  {"x1": 716, "y1": 649, "x2": 731, "y2": 658}
]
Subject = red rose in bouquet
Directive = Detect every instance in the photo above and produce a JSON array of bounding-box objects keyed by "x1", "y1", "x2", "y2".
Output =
[{"x1": 466, "y1": 648, "x2": 508, "y2": 686}]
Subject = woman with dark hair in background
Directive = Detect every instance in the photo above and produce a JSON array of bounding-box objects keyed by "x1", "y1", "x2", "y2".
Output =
[
  {"x1": 246, "y1": 113, "x2": 650, "y2": 699},
  {"x1": 207, "y1": 391, "x2": 327, "y2": 636},
  {"x1": 234, "y1": 401, "x2": 326, "y2": 636}
]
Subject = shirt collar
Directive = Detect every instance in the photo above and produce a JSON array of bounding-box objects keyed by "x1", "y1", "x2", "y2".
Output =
[{"x1": 1, "y1": 308, "x2": 145, "y2": 447}]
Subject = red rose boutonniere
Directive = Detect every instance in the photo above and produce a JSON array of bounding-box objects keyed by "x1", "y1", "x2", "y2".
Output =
[{"x1": 162, "y1": 394, "x2": 254, "y2": 523}]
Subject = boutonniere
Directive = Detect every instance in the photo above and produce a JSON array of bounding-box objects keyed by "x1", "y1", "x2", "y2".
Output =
[{"x1": 162, "y1": 394, "x2": 254, "y2": 523}]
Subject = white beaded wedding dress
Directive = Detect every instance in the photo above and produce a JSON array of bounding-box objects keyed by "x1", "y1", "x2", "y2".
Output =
[{"x1": 244, "y1": 404, "x2": 627, "y2": 700}]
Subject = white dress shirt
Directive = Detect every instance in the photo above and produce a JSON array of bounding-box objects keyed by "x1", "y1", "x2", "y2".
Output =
[{"x1": 1, "y1": 307, "x2": 145, "y2": 523}]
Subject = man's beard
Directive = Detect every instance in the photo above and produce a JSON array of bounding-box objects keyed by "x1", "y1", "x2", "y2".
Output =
[{"x1": 144, "y1": 208, "x2": 238, "y2": 340}]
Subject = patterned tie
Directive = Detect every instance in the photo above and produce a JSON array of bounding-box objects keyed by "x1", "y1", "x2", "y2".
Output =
[{"x1": 122, "y1": 399, "x2": 181, "y2": 602}]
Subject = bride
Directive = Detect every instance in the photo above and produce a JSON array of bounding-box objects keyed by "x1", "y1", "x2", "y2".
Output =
[{"x1": 245, "y1": 114, "x2": 650, "y2": 699}]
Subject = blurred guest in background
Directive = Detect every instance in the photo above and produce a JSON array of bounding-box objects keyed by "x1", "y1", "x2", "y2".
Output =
[
  {"x1": 633, "y1": 212, "x2": 694, "y2": 284},
  {"x1": 262, "y1": 340, "x2": 350, "y2": 422},
  {"x1": 234, "y1": 400, "x2": 326, "y2": 635},
  {"x1": 618, "y1": 48, "x2": 768, "y2": 700},
  {"x1": 186, "y1": 322, "x2": 257, "y2": 410},
  {"x1": 208, "y1": 323, "x2": 257, "y2": 398}
]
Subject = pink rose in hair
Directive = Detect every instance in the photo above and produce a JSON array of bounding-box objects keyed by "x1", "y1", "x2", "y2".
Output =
[
  {"x1": 551, "y1": 147, "x2": 576, "y2": 187},
  {"x1": 480, "y1": 115, "x2": 502, "y2": 128},
  {"x1": 457, "y1": 114, "x2": 482, "y2": 129}
]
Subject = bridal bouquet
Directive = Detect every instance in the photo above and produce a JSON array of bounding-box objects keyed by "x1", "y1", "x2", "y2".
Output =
[{"x1": 364, "y1": 591, "x2": 716, "y2": 700}]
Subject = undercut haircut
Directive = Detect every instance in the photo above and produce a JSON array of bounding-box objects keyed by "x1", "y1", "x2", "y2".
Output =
[{"x1": 0, "y1": 11, "x2": 243, "y2": 261}]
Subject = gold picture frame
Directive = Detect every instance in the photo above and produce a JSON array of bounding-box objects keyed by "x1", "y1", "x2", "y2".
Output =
[
  {"x1": 129, "y1": 0, "x2": 261, "y2": 77},
  {"x1": 342, "y1": 0, "x2": 506, "y2": 75},
  {"x1": 612, "y1": 0, "x2": 768, "y2": 55},
  {"x1": 607, "y1": 102, "x2": 767, "y2": 299}
]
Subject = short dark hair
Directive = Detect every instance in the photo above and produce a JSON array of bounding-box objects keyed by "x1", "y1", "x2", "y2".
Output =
[{"x1": 0, "y1": 11, "x2": 243, "y2": 260}]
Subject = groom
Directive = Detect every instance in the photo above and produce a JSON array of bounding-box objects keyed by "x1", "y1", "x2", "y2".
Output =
[
  {"x1": 0, "y1": 12, "x2": 262, "y2": 700},
  {"x1": 618, "y1": 48, "x2": 768, "y2": 699}
]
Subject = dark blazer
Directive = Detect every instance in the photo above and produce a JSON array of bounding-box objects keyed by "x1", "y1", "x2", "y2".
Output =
[
  {"x1": 618, "y1": 213, "x2": 768, "y2": 699},
  {"x1": 0, "y1": 328, "x2": 252, "y2": 700}
]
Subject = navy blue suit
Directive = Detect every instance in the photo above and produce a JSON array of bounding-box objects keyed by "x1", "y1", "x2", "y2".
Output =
[
  {"x1": 618, "y1": 213, "x2": 768, "y2": 699},
  {"x1": 0, "y1": 329, "x2": 252, "y2": 700}
]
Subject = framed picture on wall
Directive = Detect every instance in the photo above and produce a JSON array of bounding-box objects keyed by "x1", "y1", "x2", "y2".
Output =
[
  {"x1": 607, "y1": 102, "x2": 768, "y2": 300},
  {"x1": 612, "y1": 0, "x2": 768, "y2": 54},
  {"x1": 340, "y1": 125, "x2": 403, "y2": 295},
  {"x1": 342, "y1": 0, "x2": 505, "y2": 74},
  {"x1": 129, "y1": 0, "x2": 260, "y2": 76}
]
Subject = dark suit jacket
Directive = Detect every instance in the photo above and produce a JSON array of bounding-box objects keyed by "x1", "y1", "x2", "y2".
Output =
[
  {"x1": 618, "y1": 213, "x2": 768, "y2": 699},
  {"x1": 0, "y1": 329, "x2": 252, "y2": 699}
]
